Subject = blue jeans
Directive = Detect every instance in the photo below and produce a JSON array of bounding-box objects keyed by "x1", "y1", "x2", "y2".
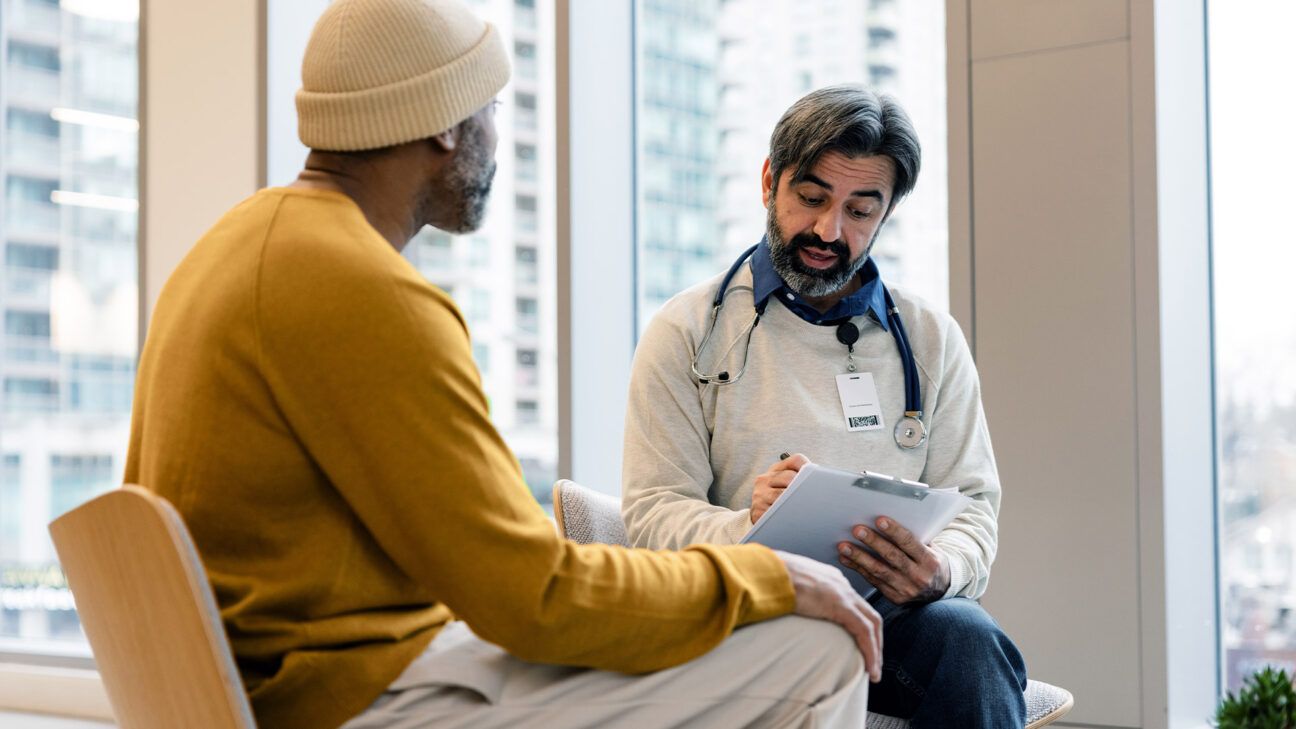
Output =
[{"x1": 867, "y1": 595, "x2": 1028, "y2": 728}]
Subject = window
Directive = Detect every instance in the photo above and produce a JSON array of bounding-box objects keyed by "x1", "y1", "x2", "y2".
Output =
[
  {"x1": 515, "y1": 244, "x2": 538, "y2": 284},
  {"x1": 1210, "y1": 2, "x2": 1296, "y2": 691},
  {"x1": 0, "y1": 0, "x2": 138, "y2": 656},
  {"x1": 514, "y1": 40, "x2": 537, "y2": 78},
  {"x1": 5, "y1": 310, "x2": 52, "y2": 337},
  {"x1": 633, "y1": 0, "x2": 948, "y2": 332},
  {"x1": 467, "y1": 289, "x2": 491, "y2": 325},
  {"x1": 6, "y1": 242, "x2": 60, "y2": 270},
  {"x1": 516, "y1": 142, "x2": 538, "y2": 180},
  {"x1": 868, "y1": 27, "x2": 897, "y2": 48},
  {"x1": 7, "y1": 108, "x2": 60, "y2": 137},
  {"x1": 516, "y1": 297, "x2": 539, "y2": 333},
  {"x1": 8, "y1": 41, "x2": 61, "y2": 71},
  {"x1": 516, "y1": 399, "x2": 539, "y2": 425},
  {"x1": 1, "y1": 456, "x2": 21, "y2": 559}
]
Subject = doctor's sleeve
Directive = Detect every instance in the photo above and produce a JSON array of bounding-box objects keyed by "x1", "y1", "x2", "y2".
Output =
[
  {"x1": 922, "y1": 314, "x2": 1001, "y2": 600},
  {"x1": 621, "y1": 307, "x2": 755, "y2": 549}
]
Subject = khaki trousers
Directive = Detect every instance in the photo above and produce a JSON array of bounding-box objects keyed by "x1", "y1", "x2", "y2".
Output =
[{"x1": 341, "y1": 615, "x2": 869, "y2": 728}]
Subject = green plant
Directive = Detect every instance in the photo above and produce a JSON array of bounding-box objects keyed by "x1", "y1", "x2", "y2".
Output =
[{"x1": 1216, "y1": 666, "x2": 1296, "y2": 729}]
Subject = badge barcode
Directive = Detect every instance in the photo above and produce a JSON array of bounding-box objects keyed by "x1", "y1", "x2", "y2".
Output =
[{"x1": 849, "y1": 415, "x2": 879, "y2": 428}]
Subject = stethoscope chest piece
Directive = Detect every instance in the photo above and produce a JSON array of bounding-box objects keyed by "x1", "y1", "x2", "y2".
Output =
[{"x1": 895, "y1": 415, "x2": 927, "y2": 449}]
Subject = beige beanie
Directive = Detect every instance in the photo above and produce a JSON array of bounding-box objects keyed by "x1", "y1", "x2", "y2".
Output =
[{"x1": 296, "y1": 0, "x2": 511, "y2": 151}]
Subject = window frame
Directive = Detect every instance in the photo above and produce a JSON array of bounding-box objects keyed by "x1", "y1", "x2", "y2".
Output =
[{"x1": 0, "y1": 2, "x2": 1226, "y2": 726}]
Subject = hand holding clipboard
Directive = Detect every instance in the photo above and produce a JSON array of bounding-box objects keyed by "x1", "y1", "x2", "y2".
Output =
[{"x1": 740, "y1": 462, "x2": 972, "y2": 601}]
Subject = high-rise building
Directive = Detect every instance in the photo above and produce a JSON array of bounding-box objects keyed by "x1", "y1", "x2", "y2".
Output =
[
  {"x1": 1, "y1": 0, "x2": 140, "y2": 645},
  {"x1": 401, "y1": 0, "x2": 559, "y2": 501}
]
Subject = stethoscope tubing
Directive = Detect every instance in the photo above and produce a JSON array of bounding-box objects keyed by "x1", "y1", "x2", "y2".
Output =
[{"x1": 692, "y1": 243, "x2": 925, "y2": 434}]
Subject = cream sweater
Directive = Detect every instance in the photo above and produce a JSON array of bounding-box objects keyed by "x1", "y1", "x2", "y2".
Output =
[{"x1": 622, "y1": 263, "x2": 1002, "y2": 600}]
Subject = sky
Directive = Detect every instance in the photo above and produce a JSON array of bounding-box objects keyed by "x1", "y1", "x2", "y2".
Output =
[{"x1": 1209, "y1": 1, "x2": 1296, "y2": 413}]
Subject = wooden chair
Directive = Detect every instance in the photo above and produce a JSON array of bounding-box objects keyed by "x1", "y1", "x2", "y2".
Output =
[
  {"x1": 553, "y1": 478, "x2": 1076, "y2": 729},
  {"x1": 49, "y1": 486, "x2": 256, "y2": 729}
]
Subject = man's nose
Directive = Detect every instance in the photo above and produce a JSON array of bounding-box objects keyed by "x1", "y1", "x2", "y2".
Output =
[{"x1": 813, "y1": 209, "x2": 842, "y2": 244}]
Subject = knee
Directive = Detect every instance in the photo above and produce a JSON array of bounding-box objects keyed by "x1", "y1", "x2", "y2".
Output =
[
  {"x1": 914, "y1": 599, "x2": 1019, "y2": 664},
  {"x1": 757, "y1": 615, "x2": 865, "y2": 684}
]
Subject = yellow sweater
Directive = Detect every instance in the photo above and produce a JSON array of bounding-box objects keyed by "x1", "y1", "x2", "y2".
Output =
[{"x1": 124, "y1": 187, "x2": 795, "y2": 729}]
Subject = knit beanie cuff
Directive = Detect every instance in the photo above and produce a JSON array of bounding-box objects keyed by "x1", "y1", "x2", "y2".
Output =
[{"x1": 296, "y1": 22, "x2": 510, "y2": 152}]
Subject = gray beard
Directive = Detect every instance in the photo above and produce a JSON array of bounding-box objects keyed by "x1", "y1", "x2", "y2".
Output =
[
  {"x1": 419, "y1": 118, "x2": 497, "y2": 235},
  {"x1": 765, "y1": 200, "x2": 872, "y2": 298}
]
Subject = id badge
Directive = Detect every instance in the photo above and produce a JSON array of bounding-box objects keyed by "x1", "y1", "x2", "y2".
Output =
[{"x1": 835, "y1": 373, "x2": 885, "y2": 432}]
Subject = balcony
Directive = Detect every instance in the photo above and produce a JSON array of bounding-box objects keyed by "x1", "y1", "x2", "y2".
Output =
[
  {"x1": 515, "y1": 366, "x2": 539, "y2": 391},
  {"x1": 4, "y1": 268, "x2": 53, "y2": 305},
  {"x1": 514, "y1": 107, "x2": 538, "y2": 132},
  {"x1": 515, "y1": 209, "x2": 538, "y2": 235},
  {"x1": 5, "y1": 201, "x2": 62, "y2": 237},
  {"x1": 5, "y1": 131, "x2": 62, "y2": 174},
  {"x1": 7, "y1": 64, "x2": 62, "y2": 107},
  {"x1": 517, "y1": 314, "x2": 539, "y2": 336},
  {"x1": 514, "y1": 56, "x2": 537, "y2": 80},
  {"x1": 515, "y1": 261, "x2": 539, "y2": 286},
  {"x1": 514, "y1": 5, "x2": 537, "y2": 33},
  {"x1": 3, "y1": 334, "x2": 59, "y2": 367},
  {"x1": 6, "y1": 0, "x2": 62, "y2": 38},
  {"x1": 868, "y1": 0, "x2": 900, "y2": 28}
]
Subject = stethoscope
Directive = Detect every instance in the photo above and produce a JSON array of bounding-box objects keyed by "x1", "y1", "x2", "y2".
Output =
[{"x1": 690, "y1": 243, "x2": 927, "y2": 449}]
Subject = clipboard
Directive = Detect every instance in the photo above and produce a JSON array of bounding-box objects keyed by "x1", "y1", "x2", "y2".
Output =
[{"x1": 739, "y1": 462, "x2": 972, "y2": 598}]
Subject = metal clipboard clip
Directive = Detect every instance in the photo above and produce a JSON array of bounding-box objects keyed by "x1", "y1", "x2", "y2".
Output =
[{"x1": 851, "y1": 471, "x2": 929, "y2": 501}]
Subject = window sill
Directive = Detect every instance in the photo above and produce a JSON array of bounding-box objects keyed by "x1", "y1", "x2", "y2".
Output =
[{"x1": 0, "y1": 663, "x2": 113, "y2": 723}]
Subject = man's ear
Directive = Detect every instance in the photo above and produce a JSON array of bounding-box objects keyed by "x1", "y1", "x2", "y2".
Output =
[
  {"x1": 429, "y1": 126, "x2": 457, "y2": 154},
  {"x1": 760, "y1": 158, "x2": 774, "y2": 208}
]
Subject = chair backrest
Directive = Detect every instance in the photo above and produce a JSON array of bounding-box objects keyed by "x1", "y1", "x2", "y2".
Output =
[
  {"x1": 551, "y1": 479, "x2": 630, "y2": 547},
  {"x1": 49, "y1": 485, "x2": 256, "y2": 729}
]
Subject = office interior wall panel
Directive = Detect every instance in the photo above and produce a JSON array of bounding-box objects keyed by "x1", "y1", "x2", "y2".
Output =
[
  {"x1": 945, "y1": 0, "x2": 974, "y2": 339},
  {"x1": 969, "y1": 0, "x2": 1127, "y2": 61},
  {"x1": 142, "y1": 0, "x2": 262, "y2": 324},
  {"x1": 971, "y1": 40, "x2": 1141, "y2": 728}
]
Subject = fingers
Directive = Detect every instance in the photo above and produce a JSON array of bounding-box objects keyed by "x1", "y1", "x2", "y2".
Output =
[
  {"x1": 871, "y1": 517, "x2": 926, "y2": 561},
  {"x1": 838, "y1": 543, "x2": 910, "y2": 602},
  {"x1": 838, "y1": 601, "x2": 883, "y2": 683},
  {"x1": 852, "y1": 526, "x2": 912, "y2": 575},
  {"x1": 774, "y1": 452, "x2": 809, "y2": 472},
  {"x1": 770, "y1": 470, "x2": 797, "y2": 489}
]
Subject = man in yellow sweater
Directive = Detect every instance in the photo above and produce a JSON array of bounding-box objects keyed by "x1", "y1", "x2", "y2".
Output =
[{"x1": 125, "y1": 1, "x2": 883, "y2": 727}]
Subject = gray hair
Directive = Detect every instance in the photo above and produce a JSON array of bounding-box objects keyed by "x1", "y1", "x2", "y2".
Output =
[{"x1": 768, "y1": 85, "x2": 921, "y2": 208}]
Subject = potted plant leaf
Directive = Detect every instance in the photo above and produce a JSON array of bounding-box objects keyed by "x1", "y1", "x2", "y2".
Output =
[{"x1": 1216, "y1": 666, "x2": 1296, "y2": 728}]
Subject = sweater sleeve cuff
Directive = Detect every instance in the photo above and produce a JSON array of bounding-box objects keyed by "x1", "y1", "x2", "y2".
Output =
[
  {"x1": 686, "y1": 543, "x2": 796, "y2": 626},
  {"x1": 724, "y1": 507, "x2": 757, "y2": 544},
  {"x1": 938, "y1": 545, "x2": 972, "y2": 599}
]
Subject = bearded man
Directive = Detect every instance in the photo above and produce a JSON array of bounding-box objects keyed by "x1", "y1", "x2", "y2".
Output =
[{"x1": 621, "y1": 85, "x2": 1029, "y2": 728}]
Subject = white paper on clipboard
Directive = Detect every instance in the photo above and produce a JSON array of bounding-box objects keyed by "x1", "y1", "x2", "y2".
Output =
[{"x1": 739, "y1": 462, "x2": 973, "y2": 599}]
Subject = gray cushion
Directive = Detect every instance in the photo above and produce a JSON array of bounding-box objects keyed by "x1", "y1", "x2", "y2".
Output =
[{"x1": 553, "y1": 479, "x2": 629, "y2": 547}]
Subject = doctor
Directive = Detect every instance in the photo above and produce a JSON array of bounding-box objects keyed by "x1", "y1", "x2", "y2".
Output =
[{"x1": 622, "y1": 85, "x2": 1028, "y2": 728}]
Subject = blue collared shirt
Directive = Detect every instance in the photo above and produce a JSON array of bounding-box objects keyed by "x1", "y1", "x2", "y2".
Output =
[{"x1": 749, "y1": 238, "x2": 890, "y2": 330}]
